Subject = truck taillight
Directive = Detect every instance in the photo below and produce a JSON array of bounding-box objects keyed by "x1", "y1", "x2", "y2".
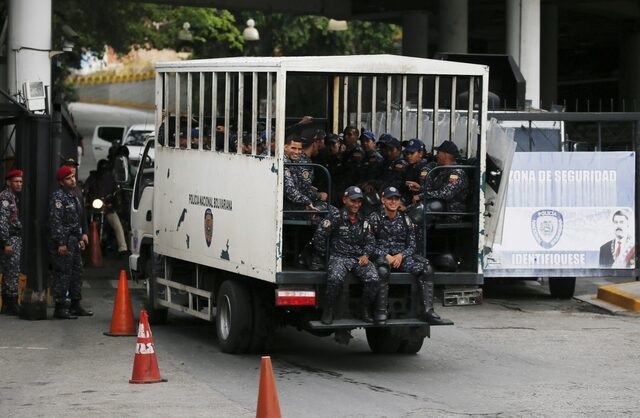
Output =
[{"x1": 276, "y1": 290, "x2": 316, "y2": 306}]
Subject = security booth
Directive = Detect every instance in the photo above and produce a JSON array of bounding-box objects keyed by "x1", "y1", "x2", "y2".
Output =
[
  {"x1": 131, "y1": 55, "x2": 503, "y2": 354},
  {"x1": 483, "y1": 112, "x2": 640, "y2": 297}
]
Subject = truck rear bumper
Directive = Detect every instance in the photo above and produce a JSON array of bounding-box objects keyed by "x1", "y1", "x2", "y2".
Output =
[{"x1": 308, "y1": 317, "x2": 453, "y2": 330}]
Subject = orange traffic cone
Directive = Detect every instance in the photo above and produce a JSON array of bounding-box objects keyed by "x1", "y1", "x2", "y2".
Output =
[
  {"x1": 87, "y1": 220, "x2": 103, "y2": 267},
  {"x1": 129, "y1": 310, "x2": 166, "y2": 384},
  {"x1": 256, "y1": 356, "x2": 282, "y2": 418},
  {"x1": 104, "y1": 270, "x2": 136, "y2": 337}
]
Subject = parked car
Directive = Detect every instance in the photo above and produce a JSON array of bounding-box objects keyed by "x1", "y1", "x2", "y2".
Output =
[{"x1": 91, "y1": 123, "x2": 154, "y2": 163}]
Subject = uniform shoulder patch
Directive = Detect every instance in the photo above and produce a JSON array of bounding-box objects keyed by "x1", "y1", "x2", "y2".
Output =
[
  {"x1": 449, "y1": 174, "x2": 460, "y2": 183},
  {"x1": 1, "y1": 200, "x2": 8, "y2": 208},
  {"x1": 55, "y1": 201, "x2": 63, "y2": 209},
  {"x1": 302, "y1": 170, "x2": 310, "y2": 179},
  {"x1": 322, "y1": 219, "x2": 331, "y2": 228},
  {"x1": 405, "y1": 216, "x2": 413, "y2": 227}
]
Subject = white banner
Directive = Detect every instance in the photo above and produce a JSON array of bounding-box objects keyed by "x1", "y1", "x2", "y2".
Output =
[{"x1": 485, "y1": 152, "x2": 636, "y2": 272}]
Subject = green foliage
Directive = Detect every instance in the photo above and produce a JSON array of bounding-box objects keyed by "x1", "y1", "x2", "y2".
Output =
[
  {"x1": 240, "y1": 13, "x2": 401, "y2": 57},
  {"x1": 52, "y1": 1, "x2": 243, "y2": 58}
]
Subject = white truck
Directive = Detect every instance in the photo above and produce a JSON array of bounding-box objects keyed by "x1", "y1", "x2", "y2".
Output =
[{"x1": 124, "y1": 55, "x2": 507, "y2": 354}]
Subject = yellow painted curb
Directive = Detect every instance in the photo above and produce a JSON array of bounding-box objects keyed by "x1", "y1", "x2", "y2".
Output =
[{"x1": 596, "y1": 282, "x2": 640, "y2": 312}]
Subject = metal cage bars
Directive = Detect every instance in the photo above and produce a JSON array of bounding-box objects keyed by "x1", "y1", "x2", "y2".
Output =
[
  {"x1": 159, "y1": 71, "x2": 278, "y2": 156},
  {"x1": 330, "y1": 73, "x2": 480, "y2": 157}
]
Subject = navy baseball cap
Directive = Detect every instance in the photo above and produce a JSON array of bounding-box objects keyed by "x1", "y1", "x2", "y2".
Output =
[
  {"x1": 435, "y1": 140, "x2": 460, "y2": 157},
  {"x1": 381, "y1": 186, "x2": 402, "y2": 198},
  {"x1": 378, "y1": 133, "x2": 394, "y2": 145},
  {"x1": 343, "y1": 186, "x2": 364, "y2": 200},
  {"x1": 325, "y1": 133, "x2": 340, "y2": 144},
  {"x1": 384, "y1": 137, "x2": 402, "y2": 149},
  {"x1": 360, "y1": 131, "x2": 376, "y2": 142},
  {"x1": 404, "y1": 138, "x2": 425, "y2": 153}
]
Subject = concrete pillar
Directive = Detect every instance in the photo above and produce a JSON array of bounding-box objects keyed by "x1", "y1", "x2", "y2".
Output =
[
  {"x1": 620, "y1": 32, "x2": 640, "y2": 111},
  {"x1": 505, "y1": 0, "x2": 540, "y2": 108},
  {"x1": 540, "y1": 4, "x2": 558, "y2": 110},
  {"x1": 439, "y1": 0, "x2": 468, "y2": 53},
  {"x1": 402, "y1": 12, "x2": 429, "y2": 58},
  {"x1": 7, "y1": 0, "x2": 52, "y2": 105}
]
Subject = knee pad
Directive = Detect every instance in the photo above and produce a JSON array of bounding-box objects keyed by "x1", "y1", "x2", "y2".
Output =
[{"x1": 376, "y1": 264, "x2": 390, "y2": 280}]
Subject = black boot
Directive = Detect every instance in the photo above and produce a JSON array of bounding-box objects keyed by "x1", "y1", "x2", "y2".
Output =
[
  {"x1": 361, "y1": 302, "x2": 374, "y2": 323},
  {"x1": 419, "y1": 280, "x2": 448, "y2": 325},
  {"x1": 373, "y1": 283, "x2": 388, "y2": 325},
  {"x1": 69, "y1": 299, "x2": 93, "y2": 316},
  {"x1": 321, "y1": 306, "x2": 334, "y2": 325},
  {"x1": 0, "y1": 294, "x2": 8, "y2": 314},
  {"x1": 422, "y1": 281, "x2": 450, "y2": 325},
  {"x1": 54, "y1": 300, "x2": 78, "y2": 320}
]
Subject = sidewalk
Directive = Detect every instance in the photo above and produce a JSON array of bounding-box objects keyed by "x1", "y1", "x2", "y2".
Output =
[{"x1": 0, "y1": 255, "x2": 251, "y2": 418}]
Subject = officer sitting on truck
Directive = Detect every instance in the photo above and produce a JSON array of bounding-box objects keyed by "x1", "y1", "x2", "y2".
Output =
[
  {"x1": 312, "y1": 186, "x2": 382, "y2": 325},
  {"x1": 369, "y1": 186, "x2": 447, "y2": 325},
  {"x1": 283, "y1": 133, "x2": 328, "y2": 213},
  {"x1": 421, "y1": 140, "x2": 469, "y2": 220}
]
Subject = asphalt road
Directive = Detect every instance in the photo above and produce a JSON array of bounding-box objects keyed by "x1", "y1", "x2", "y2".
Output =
[
  {"x1": 68, "y1": 102, "x2": 153, "y2": 181},
  {"x1": 1, "y1": 258, "x2": 638, "y2": 417}
]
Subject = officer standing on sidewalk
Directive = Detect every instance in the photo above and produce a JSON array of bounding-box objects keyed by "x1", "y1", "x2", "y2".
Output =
[
  {"x1": 49, "y1": 166, "x2": 93, "y2": 319},
  {"x1": 0, "y1": 170, "x2": 23, "y2": 315},
  {"x1": 368, "y1": 186, "x2": 447, "y2": 325}
]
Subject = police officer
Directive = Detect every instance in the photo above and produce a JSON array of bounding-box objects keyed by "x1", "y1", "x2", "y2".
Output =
[
  {"x1": 49, "y1": 166, "x2": 93, "y2": 319},
  {"x1": 283, "y1": 134, "x2": 327, "y2": 212},
  {"x1": 403, "y1": 139, "x2": 434, "y2": 203},
  {"x1": 368, "y1": 186, "x2": 447, "y2": 325},
  {"x1": 379, "y1": 136, "x2": 408, "y2": 191},
  {"x1": 312, "y1": 186, "x2": 381, "y2": 325},
  {"x1": 421, "y1": 140, "x2": 469, "y2": 219},
  {"x1": 0, "y1": 170, "x2": 23, "y2": 315},
  {"x1": 358, "y1": 131, "x2": 384, "y2": 184}
]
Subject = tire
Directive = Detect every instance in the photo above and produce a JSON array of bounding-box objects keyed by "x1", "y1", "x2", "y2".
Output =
[
  {"x1": 145, "y1": 258, "x2": 168, "y2": 325},
  {"x1": 216, "y1": 280, "x2": 253, "y2": 354},
  {"x1": 397, "y1": 334, "x2": 425, "y2": 354},
  {"x1": 548, "y1": 277, "x2": 576, "y2": 299},
  {"x1": 365, "y1": 328, "x2": 403, "y2": 354}
]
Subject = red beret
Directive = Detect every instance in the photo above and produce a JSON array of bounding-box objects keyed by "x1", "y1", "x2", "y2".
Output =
[
  {"x1": 5, "y1": 169, "x2": 23, "y2": 180},
  {"x1": 57, "y1": 166, "x2": 75, "y2": 181}
]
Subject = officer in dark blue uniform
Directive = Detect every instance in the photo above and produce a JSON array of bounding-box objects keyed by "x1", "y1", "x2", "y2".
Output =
[
  {"x1": 402, "y1": 139, "x2": 434, "y2": 204},
  {"x1": 312, "y1": 186, "x2": 381, "y2": 325},
  {"x1": 421, "y1": 140, "x2": 469, "y2": 219},
  {"x1": 283, "y1": 134, "x2": 327, "y2": 212},
  {"x1": 379, "y1": 136, "x2": 408, "y2": 191},
  {"x1": 49, "y1": 166, "x2": 93, "y2": 319},
  {"x1": 368, "y1": 186, "x2": 446, "y2": 325},
  {"x1": 358, "y1": 131, "x2": 384, "y2": 184},
  {"x1": 0, "y1": 170, "x2": 23, "y2": 315}
]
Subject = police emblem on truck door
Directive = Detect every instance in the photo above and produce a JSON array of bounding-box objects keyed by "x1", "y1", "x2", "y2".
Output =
[
  {"x1": 531, "y1": 209, "x2": 563, "y2": 249},
  {"x1": 204, "y1": 208, "x2": 213, "y2": 247}
]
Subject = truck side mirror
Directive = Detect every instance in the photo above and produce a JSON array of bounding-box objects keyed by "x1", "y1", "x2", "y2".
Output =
[{"x1": 113, "y1": 155, "x2": 130, "y2": 184}]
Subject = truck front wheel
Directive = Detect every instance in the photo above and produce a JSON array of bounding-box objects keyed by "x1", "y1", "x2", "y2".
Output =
[
  {"x1": 216, "y1": 280, "x2": 253, "y2": 353},
  {"x1": 548, "y1": 277, "x2": 576, "y2": 299}
]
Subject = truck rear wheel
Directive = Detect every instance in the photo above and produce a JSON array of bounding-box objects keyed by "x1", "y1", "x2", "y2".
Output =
[
  {"x1": 397, "y1": 335, "x2": 425, "y2": 354},
  {"x1": 216, "y1": 280, "x2": 253, "y2": 353},
  {"x1": 548, "y1": 277, "x2": 576, "y2": 299},
  {"x1": 365, "y1": 328, "x2": 403, "y2": 354}
]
